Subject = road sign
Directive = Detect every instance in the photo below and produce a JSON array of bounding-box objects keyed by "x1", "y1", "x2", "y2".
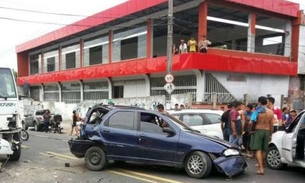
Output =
[
  {"x1": 164, "y1": 74, "x2": 174, "y2": 83},
  {"x1": 164, "y1": 83, "x2": 175, "y2": 94}
]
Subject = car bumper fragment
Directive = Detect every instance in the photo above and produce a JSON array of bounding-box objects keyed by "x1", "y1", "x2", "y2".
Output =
[
  {"x1": 214, "y1": 156, "x2": 247, "y2": 177},
  {"x1": 68, "y1": 139, "x2": 95, "y2": 158}
]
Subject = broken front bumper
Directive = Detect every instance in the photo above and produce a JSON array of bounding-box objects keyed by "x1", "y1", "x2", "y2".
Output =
[{"x1": 214, "y1": 155, "x2": 248, "y2": 178}]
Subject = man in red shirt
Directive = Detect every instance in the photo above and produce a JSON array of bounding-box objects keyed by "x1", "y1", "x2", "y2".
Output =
[{"x1": 267, "y1": 97, "x2": 283, "y2": 132}]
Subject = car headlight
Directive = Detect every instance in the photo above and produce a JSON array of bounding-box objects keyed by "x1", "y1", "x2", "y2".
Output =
[{"x1": 223, "y1": 149, "x2": 240, "y2": 157}]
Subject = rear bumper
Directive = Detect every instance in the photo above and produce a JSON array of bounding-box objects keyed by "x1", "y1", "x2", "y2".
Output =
[
  {"x1": 68, "y1": 139, "x2": 95, "y2": 158},
  {"x1": 214, "y1": 156, "x2": 247, "y2": 177}
]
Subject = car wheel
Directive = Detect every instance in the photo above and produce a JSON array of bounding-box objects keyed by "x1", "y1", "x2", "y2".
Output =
[
  {"x1": 184, "y1": 151, "x2": 212, "y2": 179},
  {"x1": 85, "y1": 146, "x2": 107, "y2": 171},
  {"x1": 34, "y1": 122, "x2": 39, "y2": 131},
  {"x1": 267, "y1": 146, "x2": 286, "y2": 170}
]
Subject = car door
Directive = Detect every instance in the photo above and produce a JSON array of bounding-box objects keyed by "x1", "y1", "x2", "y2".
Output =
[
  {"x1": 101, "y1": 110, "x2": 138, "y2": 159},
  {"x1": 282, "y1": 112, "x2": 305, "y2": 162},
  {"x1": 136, "y1": 112, "x2": 178, "y2": 163}
]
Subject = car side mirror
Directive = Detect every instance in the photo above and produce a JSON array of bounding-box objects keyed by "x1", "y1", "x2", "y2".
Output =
[{"x1": 163, "y1": 127, "x2": 175, "y2": 136}]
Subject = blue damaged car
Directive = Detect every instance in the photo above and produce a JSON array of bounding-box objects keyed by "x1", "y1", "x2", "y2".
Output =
[{"x1": 68, "y1": 105, "x2": 247, "y2": 179}]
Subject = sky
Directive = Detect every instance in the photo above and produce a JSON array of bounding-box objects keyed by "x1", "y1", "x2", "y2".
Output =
[{"x1": 0, "y1": 0, "x2": 304, "y2": 71}]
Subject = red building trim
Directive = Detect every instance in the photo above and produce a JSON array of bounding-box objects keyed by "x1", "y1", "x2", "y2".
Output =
[
  {"x1": 250, "y1": 13, "x2": 256, "y2": 35},
  {"x1": 225, "y1": 0, "x2": 299, "y2": 17},
  {"x1": 17, "y1": 53, "x2": 297, "y2": 85},
  {"x1": 58, "y1": 46, "x2": 62, "y2": 71},
  {"x1": 198, "y1": 1, "x2": 208, "y2": 41}
]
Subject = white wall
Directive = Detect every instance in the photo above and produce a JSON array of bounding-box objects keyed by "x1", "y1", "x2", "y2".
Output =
[
  {"x1": 298, "y1": 25, "x2": 305, "y2": 74},
  {"x1": 124, "y1": 80, "x2": 147, "y2": 98},
  {"x1": 210, "y1": 72, "x2": 289, "y2": 106}
]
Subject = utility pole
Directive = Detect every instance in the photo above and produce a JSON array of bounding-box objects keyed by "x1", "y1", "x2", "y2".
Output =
[
  {"x1": 164, "y1": 0, "x2": 174, "y2": 110},
  {"x1": 166, "y1": 0, "x2": 173, "y2": 74}
]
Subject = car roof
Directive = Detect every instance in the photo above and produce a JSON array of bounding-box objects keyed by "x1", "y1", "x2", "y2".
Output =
[
  {"x1": 168, "y1": 109, "x2": 224, "y2": 115},
  {"x1": 92, "y1": 104, "x2": 145, "y2": 111}
]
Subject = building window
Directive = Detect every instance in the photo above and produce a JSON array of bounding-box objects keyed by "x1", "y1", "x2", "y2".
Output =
[
  {"x1": 61, "y1": 44, "x2": 80, "y2": 70},
  {"x1": 44, "y1": 84, "x2": 59, "y2": 102},
  {"x1": 83, "y1": 80, "x2": 109, "y2": 100},
  {"x1": 66, "y1": 52, "x2": 76, "y2": 69},
  {"x1": 47, "y1": 57, "x2": 55, "y2": 72},
  {"x1": 43, "y1": 50, "x2": 58, "y2": 73},
  {"x1": 112, "y1": 26, "x2": 147, "y2": 61},
  {"x1": 29, "y1": 54, "x2": 40, "y2": 75},
  {"x1": 83, "y1": 36, "x2": 109, "y2": 66},
  {"x1": 61, "y1": 82, "x2": 81, "y2": 104}
]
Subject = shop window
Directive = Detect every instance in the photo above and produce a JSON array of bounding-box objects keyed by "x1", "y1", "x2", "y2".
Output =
[
  {"x1": 29, "y1": 54, "x2": 40, "y2": 75},
  {"x1": 43, "y1": 50, "x2": 59, "y2": 73},
  {"x1": 84, "y1": 36, "x2": 109, "y2": 66},
  {"x1": 61, "y1": 44, "x2": 80, "y2": 70}
]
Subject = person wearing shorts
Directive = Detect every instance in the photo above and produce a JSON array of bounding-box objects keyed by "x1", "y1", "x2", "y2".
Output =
[{"x1": 250, "y1": 96, "x2": 274, "y2": 175}]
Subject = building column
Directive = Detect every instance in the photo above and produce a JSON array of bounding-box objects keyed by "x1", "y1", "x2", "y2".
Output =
[
  {"x1": 247, "y1": 13, "x2": 256, "y2": 53},
  {"x1": 146, "y1": 19, "x2": 153, "y2": 58},
  {"x1": 57, "y1": 82, "x2": 62, "y2": 102},
  {"x1": 40, "y1": 84, "x2": 44, "y2": 102},
  {"x1": 80, "y1": 39, "x2": 84, "y2": 68},
  {"x1": 198, "y1": 1, "x2": 208, "y2": 42},
  {"x1": 291, "y1": 11, "x2": 301, "y2": 62},
  {"x1": 194, "y1": 70, "x2": 205, "y2": 102},
  {"x1": 79, "y1": 80, "x2": 84, "y2": 102},
  {"x1": 108, "y1": 30, "x2": 113, "y2": 63},
  {"x1": 106, "y1": 77, "x2": 113, "y2": 99},
  {"x1": 142, "y1": 74, "x2": 151, "y2": 96},
  {"x1": 40, "y1": 51, "x2": 44, "y2": 74},
  {"x1": 58, "y1": 46, "x2": 62, "y2": 71}
]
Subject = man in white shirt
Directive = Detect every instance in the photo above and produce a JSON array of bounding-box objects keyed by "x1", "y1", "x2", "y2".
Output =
[{"x1": 179, "y1": 39, "x2": 188, "y2": 54}]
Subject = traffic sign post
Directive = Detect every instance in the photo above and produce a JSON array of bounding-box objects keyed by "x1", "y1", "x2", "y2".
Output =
[
  {"x1": 164, "y1": 74, "x2": 174, "y2": 83},
  {"x1": 164, "y1": 83, "x2": 176, "y2": 94}
]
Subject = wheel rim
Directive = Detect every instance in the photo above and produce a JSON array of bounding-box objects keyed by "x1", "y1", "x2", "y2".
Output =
[
  {"x1": 187, "y1": 155, "x2": 205, "y2": 175},
  {"x1": 20, "y1": 131, "x2": 27, "y2": 140},
  {"x1": 267, "y1": 149, "x2": 281, "y2": 167},
  {"x1": 89, "y1": 152, "x2": 102, "y2": 165}
]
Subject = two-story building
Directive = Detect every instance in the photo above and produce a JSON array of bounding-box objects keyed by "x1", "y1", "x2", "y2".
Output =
[{"x1": 16, "y1": 0, "x2": 302, "y2": 107}]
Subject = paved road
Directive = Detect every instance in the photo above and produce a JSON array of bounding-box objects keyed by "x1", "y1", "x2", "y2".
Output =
[{"x1": 1, "y1": 129, "x2": 305, "y2": 183}]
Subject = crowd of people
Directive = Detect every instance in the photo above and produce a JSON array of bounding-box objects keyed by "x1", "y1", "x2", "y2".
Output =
[
  {"x1": 220, "y1": 96, "x2": 298, "y2": 175},
  {"x1": 173, "y1": 36, "x2": 212, "y2": 54}
]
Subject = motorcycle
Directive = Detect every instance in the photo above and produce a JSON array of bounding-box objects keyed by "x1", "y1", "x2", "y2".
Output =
[{"x1": 50, "y1": 114, "x2": 63, "y2": 134}]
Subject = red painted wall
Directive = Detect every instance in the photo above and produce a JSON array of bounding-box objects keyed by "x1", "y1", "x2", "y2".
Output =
[
  {"x1": 17, "y1": 52, "x2": 28, "y2": 77},
  {"x1": 17, "y1": 53, "x2": 297, "y2": 85}
]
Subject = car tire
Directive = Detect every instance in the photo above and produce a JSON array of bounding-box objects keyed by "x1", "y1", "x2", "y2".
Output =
[
  {"x1": 85, "y1": 146, "x2": 107, "y2": 171},
  {"x1": 184, "y1": 151, "x2": 212, "y2": 179},
  {"x1": 267, "y1": 146, "x2": 286, "y2": 170},
  {"x1": 34, "y1": 122, "x2": 41, "y2": 131}
]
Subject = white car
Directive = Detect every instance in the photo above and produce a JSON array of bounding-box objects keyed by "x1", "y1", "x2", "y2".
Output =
[
  {"x1": 168, "y1": 109, "x2": 224, "y2": 139},
  {"x1": 267, "y1": 110, "x2": 305, "y2": 170}
]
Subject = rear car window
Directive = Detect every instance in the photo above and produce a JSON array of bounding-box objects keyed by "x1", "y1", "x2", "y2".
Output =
[
  {"x1": 205, "y1": 113, "x2": 221, "y2": 124},
  {"x1": 36, "y1": 110, "x2": 46, "y2": 115},
  {"x1": 107, "y1": 111, "x2": 134, "y2": 130}
]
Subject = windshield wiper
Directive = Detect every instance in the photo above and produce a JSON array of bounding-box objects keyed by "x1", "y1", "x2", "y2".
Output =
[{"x1": 0, "y1": 94, "x2": 8, "y2": 100}]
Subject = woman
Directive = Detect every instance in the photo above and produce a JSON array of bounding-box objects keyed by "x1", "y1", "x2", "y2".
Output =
[
  {"x1": 70, "y1": 110, "x2": 81, "y2": 136},
  {"x1": 43, "y1": 110, "x2": 51, "y2": 133}
]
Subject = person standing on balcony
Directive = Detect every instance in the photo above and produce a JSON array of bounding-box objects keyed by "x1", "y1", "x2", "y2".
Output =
[
  {"x1": 198, "y1": 35, "x2": 211, "y2": 53},
  {"x1": 187, "y1": 37, "x2": 197, "y2": 52},
  {"x1": 179, "y1": 39, "x2": 188, "y2": 54}
]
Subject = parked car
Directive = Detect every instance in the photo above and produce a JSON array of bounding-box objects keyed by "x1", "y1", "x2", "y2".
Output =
[
  {"x1": 267, "y1": 110, "x2": 305, "y2": 170},
  {"x1": 22, "y1": 109, "x2": 62, "y2": 131},
  {"x1": 68, "y1": 104, "x2": 247, "y2": 179},
  {"x1": 168, "y1": 109, "x2": 224, "y2": 139}
]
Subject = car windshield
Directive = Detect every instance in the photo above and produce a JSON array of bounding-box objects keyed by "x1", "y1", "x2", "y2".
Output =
[
  {"x1": 164, "y1": 114, "x2": 195, "y2": 131},
  {"x1": 36, "y1": 110, "x2": 47, "y2": 115},
  {"x1": 0, "y1": 68, "x2": 17, "y2": 98}
]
